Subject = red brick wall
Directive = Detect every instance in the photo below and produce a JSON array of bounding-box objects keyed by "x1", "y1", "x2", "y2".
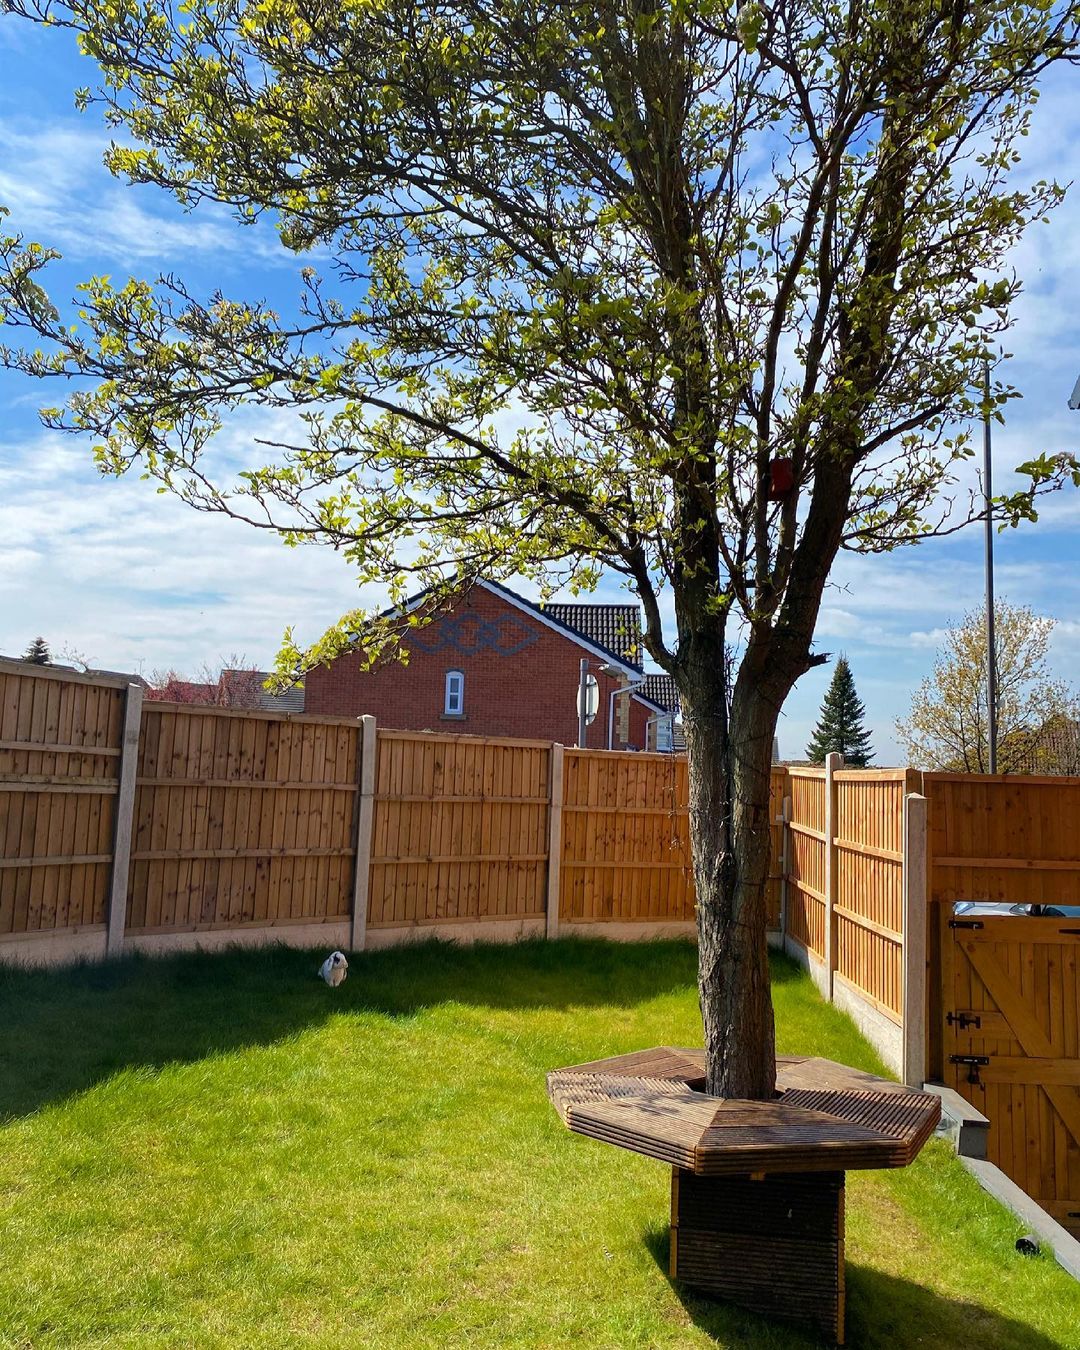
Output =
[
  {"x1": 303, "y1": 585, "x2": 649, "y2": 749},
  {"x1": 628, "y1": 694, "x2": 653, "y2": 750}
]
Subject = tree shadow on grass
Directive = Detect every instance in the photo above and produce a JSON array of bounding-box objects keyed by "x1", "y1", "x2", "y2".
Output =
[
  {"x1": 0, "y1": 933, "x2": 747, "y2": 1121},
  {"x1": 642, "y1": 1223, "x2": 1065, "y2": 1349}
]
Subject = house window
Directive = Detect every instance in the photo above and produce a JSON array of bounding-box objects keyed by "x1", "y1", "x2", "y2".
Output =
[{"x1": 444, "y1": 669, "x2": 465, "y2": 717}]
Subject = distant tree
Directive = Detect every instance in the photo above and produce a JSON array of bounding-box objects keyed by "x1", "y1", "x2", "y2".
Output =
[
  {"x1": 57, "y1": 644, "x2": 92, "y2": 672},
  {"x1": 145, "y1": 658, "x2": 265, "y2": 708},
  {"x1": 896, "y1": 603, "x2": 1077, "y2": 773},
  {"x1": 22, "y1": 636, "x2": 51, "y2": 665},
  {"x1": 806, "y1": 656, "x2": 874, "y2": 766},
  {"x1": 144, "y1": 671, "x2": 215, "y2": 704}
]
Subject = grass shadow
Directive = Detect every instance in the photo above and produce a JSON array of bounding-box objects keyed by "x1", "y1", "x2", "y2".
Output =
[
  {"x1": 0, "y1": 934, "x2": 713, "y2": 1121},
  {"x1": 643, "y1": 1222, "x2": 1066, "y2": 1349}
]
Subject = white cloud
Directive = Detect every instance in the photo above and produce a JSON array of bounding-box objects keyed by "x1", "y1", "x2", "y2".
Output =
[
  {"x1": 0, "y1": 118, "x2": 287, "y2": 267},
  {"x1": 0, "y1": 431, "x2": 370, "y2": 675}
]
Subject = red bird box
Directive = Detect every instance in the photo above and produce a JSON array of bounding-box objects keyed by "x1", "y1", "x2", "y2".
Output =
[{"x1": 768, "y1": 458, "x2": 795, "y2": 501}]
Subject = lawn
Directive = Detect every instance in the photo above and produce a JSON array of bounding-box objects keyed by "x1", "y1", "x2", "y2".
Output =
[{"x1": 1, "y1": 939, "x2": 1077, "y2": 1349}]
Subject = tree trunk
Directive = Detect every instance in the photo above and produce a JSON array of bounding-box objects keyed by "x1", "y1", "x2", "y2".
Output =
[{"x1": 682, "y1": 643, "x2": 778, "y2": 1101}]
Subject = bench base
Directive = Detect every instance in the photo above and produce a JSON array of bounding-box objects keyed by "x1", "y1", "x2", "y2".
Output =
[{"x1": 669, "y1": 1168, "x2": 846, "y2": 1345}]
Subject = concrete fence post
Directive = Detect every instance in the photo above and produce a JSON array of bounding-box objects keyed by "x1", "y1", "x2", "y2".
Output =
[
  {"x1": 902, "y1": 792, "x2": 929, "y2": 1087},
  {"x1": 823, "y1": 752, "x2": 844, "y2": 1001},
  {"x1": 350, "y1": 715, "x2": 378, "y2": 952},
  {"x1": 546, "y1": 743, "x2": 565, "y2": 939},
  {"x1": 106, "y1": 681, "x2": 143, "y2": 958}
]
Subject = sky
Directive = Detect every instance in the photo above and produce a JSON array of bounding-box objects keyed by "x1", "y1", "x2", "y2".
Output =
[{"x1": 1, "y1": 17, "x2": 1079, "y2": 764}]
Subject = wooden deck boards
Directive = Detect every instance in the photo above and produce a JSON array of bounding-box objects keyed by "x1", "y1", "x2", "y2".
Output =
[{"x1": 547, "y1": 1050, "x2": 940, "y2": 1175}]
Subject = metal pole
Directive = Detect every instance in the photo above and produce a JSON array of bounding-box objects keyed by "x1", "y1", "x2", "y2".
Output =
[
  {"x1": 983, "y1": 359, "x2": 998, "y2": 774},
  {"x1": 577, "y1": 657, "x2": 588, "y2": 748}
]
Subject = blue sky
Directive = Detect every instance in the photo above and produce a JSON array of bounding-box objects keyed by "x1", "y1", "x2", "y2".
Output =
[{"x1": 1, "y1": 16, "x2": 1079, "y2": 762}]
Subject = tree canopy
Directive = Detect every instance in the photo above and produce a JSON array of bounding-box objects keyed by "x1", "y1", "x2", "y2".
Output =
[
  {"x1": 0, "y1": 0, "x2": 1077, "y2": 681},
  {"x1": 896, "y1": 601, "x2": 1078, "y2": 772},
  {"x1": 806, "y1": 655, "x2": 874, "y2": 766},
  {"x1": 1, "y1": 0, "x2": 1078, "y2": 1097}
]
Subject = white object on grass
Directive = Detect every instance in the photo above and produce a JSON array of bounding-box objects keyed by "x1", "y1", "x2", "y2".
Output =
[{"x1": 319, "y1": 951, "x2": 349, "y2": 987}]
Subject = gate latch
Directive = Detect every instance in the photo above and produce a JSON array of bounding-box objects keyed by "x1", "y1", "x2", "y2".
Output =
[
  {"x1": 950, "y1": 1054, "x2": 990, "y2": 1086},
  {"x1": 949, "y1": 919, "x2": 984, "y2": 930},
  {"x1": 947, "y1": 1011, "x2": 982, "y2": 1031}
]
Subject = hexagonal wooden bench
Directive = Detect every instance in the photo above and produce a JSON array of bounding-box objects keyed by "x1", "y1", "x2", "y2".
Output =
[{"x1": 547, "y1": 1049, "x2": 940, "y2": 1345}]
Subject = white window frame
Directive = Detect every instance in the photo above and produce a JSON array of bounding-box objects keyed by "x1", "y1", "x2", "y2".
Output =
[{"x1": 444, "y1": 669, "x2": 465, "y2": 716}]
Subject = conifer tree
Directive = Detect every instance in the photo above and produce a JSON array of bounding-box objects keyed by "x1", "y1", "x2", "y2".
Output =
[
  {"x1": 807, "y1": 657, "x2": 874, "y2": 766},
  {"x1": 22, "y1": 637, "x2": 51, "y2": 666}
]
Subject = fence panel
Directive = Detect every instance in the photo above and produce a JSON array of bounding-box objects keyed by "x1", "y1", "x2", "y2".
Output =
[
  {"x1": 367, "y1": 730, "x2": 550, "y2": 928},
  {"x1": 786, "y1": 768, "x2": 826, "y2": 958},
  {"x1": 127, "y1": 704, "x2": 360, "y2": 933},
  {"x1": 559, "y1": 749, "x2": 694, "y2": 924},
  {"x1": 0, "y1": 661, "x2": 126, "y2": 936},
  {"x1": 832, "y1": 769, "x2": 913, "y2": 1022},
  {"x1": 767, "y1": 767, "x2": 788, "y2": 931},
  {"x1": 925, "y1": 772, "x2": 1080, "y2": 907}
]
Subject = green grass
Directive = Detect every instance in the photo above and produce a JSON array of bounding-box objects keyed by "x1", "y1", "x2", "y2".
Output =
[{"x1": 0, "y1": 938, "x2": 1077, "y2": 1349}]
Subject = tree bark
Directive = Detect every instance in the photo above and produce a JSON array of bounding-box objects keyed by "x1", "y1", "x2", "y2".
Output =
[{"x1": 682, "y1": 637, "x2": 778, "y2": 1101}]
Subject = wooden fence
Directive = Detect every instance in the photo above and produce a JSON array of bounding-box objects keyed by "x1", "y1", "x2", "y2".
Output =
[
  {"x1": 923, "y1": 771, "x2": 1080, "y2": 1236},
  {"x1": 368, "y1": 729, "x2": 551, "y2": 931},
  {"x1": 1, "y1": 660, "x2": 727, "y2": 960},
  {"x1": 2, "y1": 661, "x2": 799, "y2": 958},
  {"x1": 128, "y1": 703, "x2": 362, "y2": 935},
  {"x1": 786, "y1": 766, "x2": 827, "y2": 960},
  {"x1": 558, "y1": 749, "x2": 694, "y2": 927},
  {"x1": 778, "y1": 758, "x2": 926, "y2": 1084},
  {"x1": 0, "y1": 662, "x2": 129, "y2": 942}
]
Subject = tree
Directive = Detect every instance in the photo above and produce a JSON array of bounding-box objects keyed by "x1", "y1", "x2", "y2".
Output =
[
  {"x1": 896, "y1": 603, "x2": 1078, "y2": 773},
  {"x1": 145, "y1": 659, "x2": 265, "y2": 708},
  {"x1": 1, "y1": 0, "x2": 1078, "y2": 1099},
  {"x1": 22, "y1": 637, "x2": 51, "y2": 665},
  {"x1": 806, "y1": 656, "x2": 874, "y2": 767}
]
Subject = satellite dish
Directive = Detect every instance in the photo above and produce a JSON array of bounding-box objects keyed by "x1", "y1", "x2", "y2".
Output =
[
  {"x1": 576, "y1": 673, "x2": 599, "y2": 725},
  {"x1": 1069, "y1": 371, "x2": 1080, "y2": 411}
]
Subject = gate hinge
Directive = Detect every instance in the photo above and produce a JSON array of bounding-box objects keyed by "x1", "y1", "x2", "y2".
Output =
[
  {"x1": 949, "y1": 919, "x2": 984, "y2": 930},
  {"x1": 947, "y1": 1011, "x2": 982, "y2": 1031},
  {"x1": 950, "y1": 1054, "x2": 990, "y2": 1086}
]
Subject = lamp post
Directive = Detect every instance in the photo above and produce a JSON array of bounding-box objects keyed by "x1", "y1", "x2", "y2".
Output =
[
  {"x1": 983, "y1": 360, "x2": 998, "y2": 774},
  {"x1": 576, "y1": 658, "x2": 602, "y2": 748}
]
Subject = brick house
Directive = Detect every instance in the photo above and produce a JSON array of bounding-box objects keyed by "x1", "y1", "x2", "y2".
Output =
[{"x1": 302, "y1": 579, "x2": 672, "y2": 749}]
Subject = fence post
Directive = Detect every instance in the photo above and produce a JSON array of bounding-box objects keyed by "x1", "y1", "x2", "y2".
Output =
[
  {"x1": 350, "y1": 715, "x2": 378, "y2": 952},
  {"x1": 106, "y1": 681, "x2": 142, "y2": 958},
  {"x1": 902, "y1": 792, "x2": 929, "y2": 1087},
  {"x1": 823, "y1": 752, "x2": 844, "y2": 1001},
  {"x1": 546, "y1": 743, "x2": 565, "y2": 939},
  {"x1": 779, "y1": 794, "x2": 792, "y2": 941}
]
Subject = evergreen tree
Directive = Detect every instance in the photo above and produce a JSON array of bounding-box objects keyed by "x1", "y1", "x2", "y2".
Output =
[
  {"x1": 22, "y1": 636, "x2": 51, "y2": 665},
  {"x1": 807, "y1": 657, "x2": 874, "y2": 767}
]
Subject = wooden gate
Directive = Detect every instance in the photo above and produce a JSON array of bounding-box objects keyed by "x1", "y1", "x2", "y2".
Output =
[{"x1": 941, "y1": 912, "x2": 1080, "y2": 1236}]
